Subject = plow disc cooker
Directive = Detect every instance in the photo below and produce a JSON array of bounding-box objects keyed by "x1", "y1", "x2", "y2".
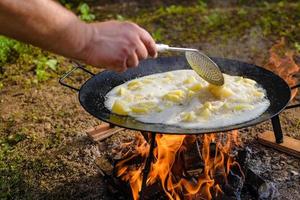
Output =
[
  {"x1": 60, "y1": 56, "x2": 298, "y2": 199},
  {"x1": 60, "y1": 56, "x2": 291, "y2": 134}
]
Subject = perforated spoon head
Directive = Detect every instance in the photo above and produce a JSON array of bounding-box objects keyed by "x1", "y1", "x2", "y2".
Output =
[{"x1": 185, "y1": 51, "x2": 224, "y2": 86}]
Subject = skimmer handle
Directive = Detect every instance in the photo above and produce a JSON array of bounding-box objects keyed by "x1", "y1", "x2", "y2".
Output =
[
  {"x1": 156, "y1": 43, "x2": 198, "y2": 52},
  {"x1": 156, "y1": 44, "x2": 170, "y2": 52}
]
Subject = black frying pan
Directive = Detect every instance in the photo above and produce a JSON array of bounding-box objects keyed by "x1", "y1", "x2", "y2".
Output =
[{"x1": 60, "y1": 56, "x2": 291, "y2": 134}]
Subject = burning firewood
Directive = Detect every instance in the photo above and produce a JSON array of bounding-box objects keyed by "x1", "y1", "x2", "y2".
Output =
[{"x1": 114, "y1": 131, "x2": 245, "y2": 200}]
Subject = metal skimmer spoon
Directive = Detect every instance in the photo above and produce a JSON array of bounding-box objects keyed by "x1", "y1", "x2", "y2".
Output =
[{"x1": 156, "y1": 44, "x2": 224, "y2": 86}]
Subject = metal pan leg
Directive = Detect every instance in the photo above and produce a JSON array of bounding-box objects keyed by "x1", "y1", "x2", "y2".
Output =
[
  {"x1": 273, "y1": 83, "x2": 300, "y2": 142},
  {"x1": 271, "y1": 115, "x2": 283, "y2": 143},
  {"x1": 139, "y1": 132, "x2": 156, "y2": 200}
]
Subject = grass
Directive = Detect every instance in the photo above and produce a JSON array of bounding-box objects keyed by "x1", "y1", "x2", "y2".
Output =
[
  {"x1": 0, "y1": 2, "x2": 95, "y2": 89},
  {"x1": 0, "y1": 3, "x2": 97, "y2": 198},
  {"x1": 0, "y1": 121, "x2": 28, "y2": 199},
  {"x1": 128, "y1": 1, "x2": 300, "y2": 46}
]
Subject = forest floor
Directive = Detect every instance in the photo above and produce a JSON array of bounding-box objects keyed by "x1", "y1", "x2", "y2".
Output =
[{"x1": 0, "y1": 1, "x2": 299, "y2": 199}]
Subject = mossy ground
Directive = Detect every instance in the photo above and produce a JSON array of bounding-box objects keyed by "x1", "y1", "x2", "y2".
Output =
[{"x1": 0, "y1": 1, "x2": 299, "y2": 199}]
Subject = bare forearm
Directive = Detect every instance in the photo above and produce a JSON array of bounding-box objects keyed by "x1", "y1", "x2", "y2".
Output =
[
  {"x1": 0, "y1": 0, "x2": 88, "y2": 59},
  {"x1": 0, "y1": 0, "x2": 157, "y2": 71}
]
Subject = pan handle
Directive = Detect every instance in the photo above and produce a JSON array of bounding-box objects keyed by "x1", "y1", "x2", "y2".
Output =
[
  {"x1": 285, "y1": 83, "x2": 300, "y2": 109},
  {"x1": 59, "y1": 61, "x2": 95, "y2": 92}
]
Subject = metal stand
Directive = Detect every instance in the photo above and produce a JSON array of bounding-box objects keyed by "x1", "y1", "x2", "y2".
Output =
[
  {"x1": 271, "y1": 84, "x2": 300, "y2": 144},
  {"x1": 258, "y1": 84, "x2": 300, "y2": 157},
  {"x1": 271, "y1": 115, "x2": 283, "y2": 143},
  {"x1": 139, "y1": 132, "x2": 156, "y2": 200}
]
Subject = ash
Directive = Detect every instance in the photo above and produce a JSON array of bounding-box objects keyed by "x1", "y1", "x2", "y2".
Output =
[{"x1": 245, "y1": 142, "x2": 300, "y2": 200}]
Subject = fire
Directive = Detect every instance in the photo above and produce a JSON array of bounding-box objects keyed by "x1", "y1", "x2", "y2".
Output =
[
  {"x1": 115, "y1": 134, "x2": 149, "y2": 200},
  {"x1": 116, "y1": 130, "x2": 244, "y2": 200},
  {"x1": 264, "y1": 37, "x2": 299, "y2": 99}
]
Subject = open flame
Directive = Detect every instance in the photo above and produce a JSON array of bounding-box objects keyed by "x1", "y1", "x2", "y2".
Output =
[
  {"x1": 264, "y1": 37, "x2": 299, "y2": 99},
  {"x1": 116, "y1": 131, "x2": 244, "y2": 200}
]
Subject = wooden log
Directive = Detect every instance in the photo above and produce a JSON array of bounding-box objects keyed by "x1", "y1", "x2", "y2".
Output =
[
  {"x1": 93, "y1": 127, "x2": 124, "y2": 141},
  {"x1": 86, "y1": 123, "x2": 110, "y2": 137},
  {"x1": 257, "y1": 131, "x2": 300, "y2": 158},
  {"x1": 86, "y1": 123, "x2": 124, "y2": 142}
]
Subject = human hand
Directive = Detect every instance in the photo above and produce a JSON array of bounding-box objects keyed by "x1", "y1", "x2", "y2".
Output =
[{"x1": 79, "y1": 20, "x2": 157, "y2": 72}]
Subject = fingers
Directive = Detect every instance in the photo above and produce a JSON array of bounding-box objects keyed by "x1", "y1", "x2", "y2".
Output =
[
  {"x1": 126, "y1": 39, "x2": 148, "y2": 69},
  {"x1": 135, "y1": 39, "x2": 148, "y2": 60},
  {"x1": 118, "y1": 59, "x2": 127, "y2": 72},
  {"x1": 122, "y1": 22, "x2": 156, "y2": 58},
  {"x1": 139, "y1": 28, "x2": 157, "y2": 58},
  {"x1": 120, "y1": 36, "x2": 153, "y2": 71},
  {"x1": 126, "y1": 52, "x2": 139, "y2": 68},
  {"x1": 86, "y1": 21, "x2": 157, "y2": 73},
  {"x1": 112, "y1": 57, "x2": 127, "y2": 73}
]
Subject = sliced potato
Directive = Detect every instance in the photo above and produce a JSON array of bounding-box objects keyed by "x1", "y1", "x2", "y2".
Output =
[
  {"x1": 181, "y1": 112, "x2": 196, "y2": 122},
  {"x1": 142, "y1": 79, "x2": 153, "y2": 84},
  {"x1": 127, "y1": 80, "x2": 142, "y2": 90},
  {"x1": 134, "y1": 94, "x2": 144, "y2": 101},
  {"x1": 169, "y1": 90, "x2": 185, "y2": 96},
  {"x1": 161, "y1": 73, "x2": 175, "y2": 83},
  {"x1": 199, "y1": 108, "x2": 211, "y2": 119},
  {"x1": 234, "y1": 104, "x2": 254, "y2": 111},
  {"x1": 189, "y1": 83, "x2": 202, "y2": 92},
  {"x1": 184, "y1": 76, "x2": 197, "y2": 84},
  {"x1": 203, "y1": 102, "x2": 212, "y2": 110},
  {"x1": 187, "y1": 90, "x2": 196, "y2": 98},
  {"x1": 131, "y1": 102, "x2": 157, "y2": 114},
  {"x1": 123, "y1": 94, "x2": 134, "y2": 102},
  {"x1": 117, "y1": 87, "x2": 127, "y2": 96},
  {"x1": 253, "y1": 91, "x2": 264, "y2": 98},
  {"x1": 243, "y1": 78, "x2": 256, "y2": 85},
  {"x1": 131, "y1": 107, "x2": 148, "y2": 114},
  {"x1": 207, "y1": 85, "x2": 233, "y2": 99},
  {"x1": 164, "y1": 94, "x2": 182, "y2": 102},
  {"x1": 163, "y1": 90, "x2": 185, "y2": 103},
  {"x1": 112, "y1": 100, "x2": 130, "y2": 115}
]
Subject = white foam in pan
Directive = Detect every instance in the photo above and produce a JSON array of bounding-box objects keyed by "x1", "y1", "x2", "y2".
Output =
[{"x1": 105, "y1": 70, "x2": 270, "y2": 129}]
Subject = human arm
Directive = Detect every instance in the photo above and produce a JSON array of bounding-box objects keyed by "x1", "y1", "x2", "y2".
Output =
[{"x1": 0, "y1": 0, "x2": 157, "y2": 72}]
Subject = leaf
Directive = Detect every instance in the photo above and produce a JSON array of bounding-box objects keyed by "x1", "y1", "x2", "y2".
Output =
[
  {"x1": 36, "y1": 69, "x2": 49, "y2": 81},
  {"x1": 78, "y1": 3, "x2": 90, "y2": 15},
  {"x1": 46, "y1": 59, "x2": 58, "y2": 71},
  {"x1": 7, "y1": 133, "x2": 26, "y2": 145},
  {"x1": 116, "y1": 14, "x2": 125, "y2": 21},
  {"x1": 77, "y1": 3, "x2": 95, "y2": 22}
]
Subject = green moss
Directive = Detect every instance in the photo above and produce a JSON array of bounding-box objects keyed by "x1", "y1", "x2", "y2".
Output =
[
  {"x1": 0, "y1": 134, "x2": 27, "y2": 199},
  {"x1": 127, "y1": 2, "x2": 300, "y2": 46},
  {"x1": 0, "y1": 36, "x2": 31, "y2": 66},
  {"x1": 0, "y1": 36, "x2": 64, "y2": 86}
]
